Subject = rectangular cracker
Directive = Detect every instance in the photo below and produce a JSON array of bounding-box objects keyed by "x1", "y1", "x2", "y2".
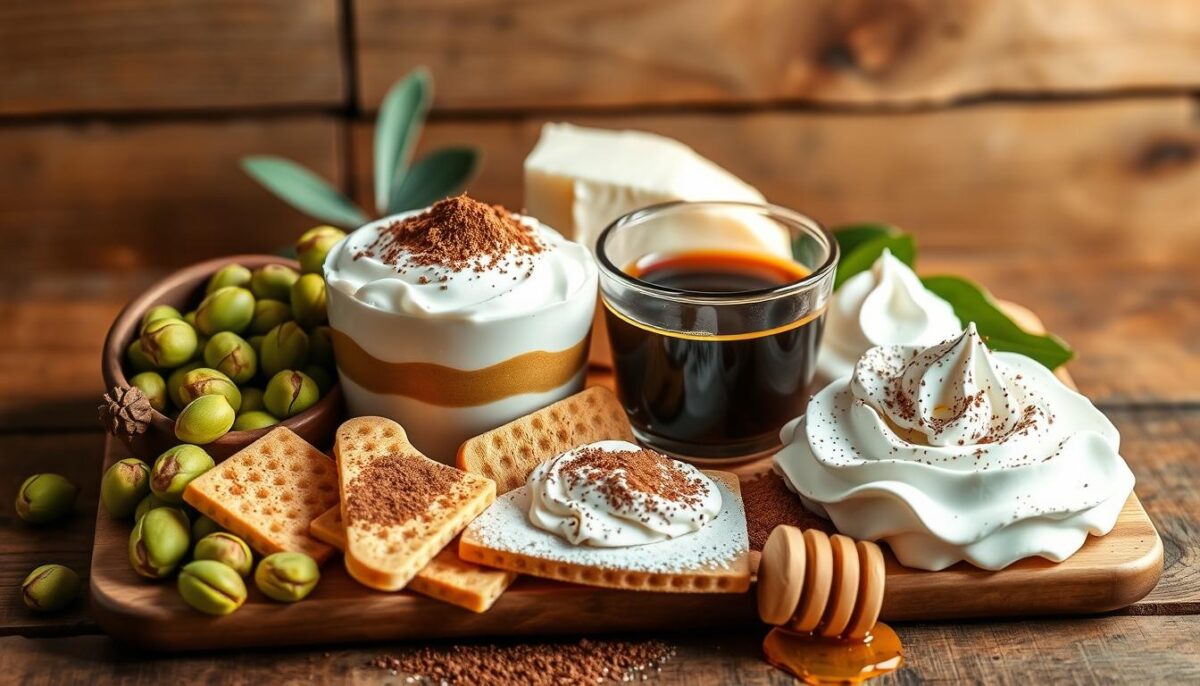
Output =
[
  {"x1": 459, "y1": 471, "x2": 750, "y2": 594},
  {"x1": 309, "y1": 505, "x2": 516, "y2": 613},
  {"x1": 456, "y1": 386, "x2": 635, "y2": 493},
  {"x1": 183, "y1": 427, "x2": 338, "y2": 563},
  {"x1": 335, "y1": 416, "x2": 496, "y2": 592}
]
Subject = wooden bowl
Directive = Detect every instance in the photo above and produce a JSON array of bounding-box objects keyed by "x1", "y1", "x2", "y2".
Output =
[{"x1": 101, "y1": 255, "x2": 344, "y2": 461}]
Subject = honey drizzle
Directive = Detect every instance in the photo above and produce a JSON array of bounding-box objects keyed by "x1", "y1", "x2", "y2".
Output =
[{"x1": 763, "y1": 623, "x2": 904, "y2": 685}]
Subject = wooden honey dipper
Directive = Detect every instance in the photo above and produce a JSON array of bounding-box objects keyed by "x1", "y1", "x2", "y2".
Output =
[{"x1": 756, "y1": 526, "x2": 886, "y2": 640}]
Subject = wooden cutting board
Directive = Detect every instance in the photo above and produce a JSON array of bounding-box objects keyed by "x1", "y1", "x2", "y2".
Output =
[{"x1": 89, "y1": 303, "x2": 1163, "y2": 651}]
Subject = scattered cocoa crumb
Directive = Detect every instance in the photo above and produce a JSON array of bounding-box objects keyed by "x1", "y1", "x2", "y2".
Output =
[
  {"x1": 369, "y1": 638, "x2": 674, "y2": 685},
  {"x1": 741, "y1": 471, "x2": 827, "y2": 551},
  {"x1": 560, "y1": 447, "x2": 708, "y2": 514},
  {"x1": 364, "y1": 194, "x2": 544, "y2": 272},
  {"x1": 346, "y1": 457, "x2": 463, "y2": 528}
]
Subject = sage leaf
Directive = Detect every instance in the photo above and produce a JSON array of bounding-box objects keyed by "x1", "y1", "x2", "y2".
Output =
[
  {"x1": 833, "y1": 232, "x2": 916, "y2": 290},
  {"x1": 833, "y1": 223, "x2": 903, "y2": 258},
  {"x1": 922, "y1": 275, "x2": 1074, "y2": 369},
  {"x1": 241, "y1": 156, "x2": 368, "y2": 229},
  {"x1": 376, "y1": 68, "x2": 432, "y2": 215},
  {"x1": 388, "y1": 147, "x2": 480, "y2": 213}
]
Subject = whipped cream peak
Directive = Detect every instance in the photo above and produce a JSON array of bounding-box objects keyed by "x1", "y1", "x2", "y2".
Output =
[
  {"x1": 776, "y1": 328, "x2": 1135, "y2": 570},
  {"x1": 527, "y1": 440, "x2": 722, "y2": 548},
  {"x1": 324, "y1": 202, "x2": 595, "y2": 322},
  {"x1": 818, "y1": 249, "x2": 961, "y2": 383},
  {"x1": 855, "y1": 323, "x2": 1047, "y2": 450}
]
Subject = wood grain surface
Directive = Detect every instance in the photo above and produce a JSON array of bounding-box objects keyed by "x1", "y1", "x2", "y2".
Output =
[
  {"x1": 0, "y1": 0, "x2": 344, "y2": 116},
  {"x1": 355, "y1": 0, "x2": 1200, "y2": 111},
  {"x1": 2, "y1": 2, "x2": 1200, "y2": 681},
  {"x1": 3, "y1": 615, "x2": 1199, "y2": 684}
]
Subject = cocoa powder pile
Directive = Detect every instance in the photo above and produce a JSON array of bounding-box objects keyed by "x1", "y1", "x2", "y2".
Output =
[
  {"x1": 346, "y1": 456, "x2": 463, "y2": 528},
  {"x1": 358, "y1": 194, "x2": 544, "y2": 272},
  {"x1": 369, "y1": 638, "x2": 675, "y2": 685},
  {"x1": 561, "y1": 447, "x2": 708, "y2": 512},
  {"x1": 741, "y1": 471, "x2": 826, "y2": 551}
]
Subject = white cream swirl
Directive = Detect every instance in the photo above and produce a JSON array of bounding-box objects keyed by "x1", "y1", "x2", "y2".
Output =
[
  {"x1": 324, "y1": 209, "x2": 596, "y2": 322},
  {"x1": 527, "y1": 440, "x2": 723, "y2": 548},
  {"x1": 775, "y1": 324, "x2": 1135, "y2": 571},
  {"x1": 818, "y1": 249, "x2": 961, "y2": 383}
]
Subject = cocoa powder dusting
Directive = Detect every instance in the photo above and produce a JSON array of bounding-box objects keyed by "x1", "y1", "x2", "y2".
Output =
[
  {"x1": 346, "y1": 457, "x2": 463, "y2": 528},
  {"x1": 359, "y1": 194, "x2": 544, "y2": 272},
  {"x1": 563, "y1": 447, "x2": 707, "y2": 512},
  {"x1": 369, "y1": 638, "x2": 675, "y2": 685},
  {"x1": 742, "y1": 471, "x2": 827, "y2": 551}
]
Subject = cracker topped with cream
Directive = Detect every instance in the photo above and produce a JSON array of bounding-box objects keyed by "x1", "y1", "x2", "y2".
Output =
[{"x1": 460, "y1": 441, "x2": 750, "y2": 593}]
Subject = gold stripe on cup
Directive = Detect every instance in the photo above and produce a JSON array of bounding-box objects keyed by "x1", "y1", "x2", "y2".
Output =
[{"x1": 330, "y1": 329, "x2": 590, "y2": 408}]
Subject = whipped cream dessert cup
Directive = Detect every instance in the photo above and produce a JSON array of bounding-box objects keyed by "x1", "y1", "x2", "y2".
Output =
[
  {"x1": 817, "y1": 248, "x2": 961, "y2": 386},
  {"x1": 775, "y1": 324, "x2": 1135, "y2": 571},
  {"x1": 324, "y1": 199, "x2": 598, "y2": 463}
]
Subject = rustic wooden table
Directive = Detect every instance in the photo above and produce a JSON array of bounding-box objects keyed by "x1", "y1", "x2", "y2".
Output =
[
  {"x1": 3, "y1": 3, "x2": 1200, "y2": 681},
  {"x1": 3, "y1": 241, "x2": 1198, "y2": 683}
]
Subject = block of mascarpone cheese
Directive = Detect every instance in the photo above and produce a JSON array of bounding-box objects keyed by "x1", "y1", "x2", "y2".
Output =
[
  {"x1": 524, "y1": 123, "x2": 791, "y2": 365},
  {"x1": 774, "y1": 324, "x2": 1135, "y2": 571},
  {"x1": 323, "y1": 196, "x2": 598, "y2": 464},
  {"x1": 817, "y1": 248, "x2": 961, "y2": 386}
]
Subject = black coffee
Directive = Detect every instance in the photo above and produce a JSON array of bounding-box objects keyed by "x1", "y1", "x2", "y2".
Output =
[{"x1": 605, "y1": 250, "x2": 824, "y2": 460}]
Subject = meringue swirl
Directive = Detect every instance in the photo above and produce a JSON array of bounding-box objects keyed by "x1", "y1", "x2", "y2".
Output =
[
  {"x1": 775, "y1": 324, "x2": 1135, "y2": 571},
  {"x1": 818, "y1": 249, "x2": 961, "y2": 383},
  {"x1": 527, "y1": 440, "x2": 722, "y2": 548}
]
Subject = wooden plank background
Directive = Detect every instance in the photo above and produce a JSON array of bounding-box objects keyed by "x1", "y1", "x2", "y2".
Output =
[{"x1": 1, "y1": 0, "x2": 1199, "y2": 681}]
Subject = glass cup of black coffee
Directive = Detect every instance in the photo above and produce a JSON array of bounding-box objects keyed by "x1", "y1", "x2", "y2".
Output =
[{"x1": 595, "y1": 201, "x2": 838, "y2": 463}]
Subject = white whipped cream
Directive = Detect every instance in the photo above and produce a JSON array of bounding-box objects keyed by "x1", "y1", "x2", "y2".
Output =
[
  {"x1": 818, "y1": 249, "x2": 961, "y2": 384},
  {"x1": 775, "y1": 324, "x2": 1135, "y2": 571},
  {"x1": 324, "y1": 210, "x2": 595, "y2": 322},
  {"x1": 527, "y1": 440, "x2": 723, "y2": 548}
]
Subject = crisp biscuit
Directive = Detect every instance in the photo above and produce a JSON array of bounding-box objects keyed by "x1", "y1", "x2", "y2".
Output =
[
  {"x1": 456, "y1": 386, "x2": 634, "y2": 493},
  {"x1": 335, "y1": 417, "x2": 496, "y2": 592},
  {"x1": 459, "y1": 472, "x2": 750, "y2": 593},
  {"x1": 308, "y1": 504, "x2": 517, "y2": 613},
  {"x1": 183, "y1": 427, "x2": 337, "y2": 562}
]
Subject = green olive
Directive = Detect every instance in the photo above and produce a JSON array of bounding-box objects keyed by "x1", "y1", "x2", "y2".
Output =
[
  {"x1": 178, "y1": 560, "x2": 247, "y2": 615},
  {"x1": 100, "y1": 458, "x2": 151, "y2": 519},
  {"x1": 195, "y1": 286, "x2": 255, "y2": 336},
  {"x1": 263, "y1": 370, "x2": 319, "y2": 419},
  {"x1": 128, "y1": 507, "x2": 190, "y2": 579},
  {"x1": 175, "y1": 395, "x2": 236, "y2": 445},
  {"x1": 22, "y1": 564, "x2": 82, "y2": 612},
  {"x1": 139, "y1": 317, "x2": 198, "y2": 368},
  {"x1": 206, "y1": 264, "x2": 252, "y2": 294},
  {"x1": 15, "y1": 474, "x2": 78, "y2": 524},
  {"x1": 254, "y1": 552, "x2": 319, "y2": 602},
  {"x1": 290, "y1": 274, "x2": 328, "y2": 328},
  {"x1": 150, "y1": 444, "x2": 215, "y2": 504},
  {"x1": 296, "y1": 226, "x2": 345, "y2": 275},
  {"x1": 128, "y1": 371, "x2": 168, "y2": 413}
]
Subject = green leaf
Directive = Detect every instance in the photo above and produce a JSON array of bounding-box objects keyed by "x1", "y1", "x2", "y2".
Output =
[
  {"x1": 375, "y1": 68, "x2": 432, "y2": 215},
  {"x1": 833, "y1": 223, "x2": 904, "y2": 258},
  {"x1": 922, "y1": 275, "x2": 1074, "y2": 370},
  {"x1": 388, "y1": 147, "x2": 481, "y2": 212},
  {"x1": 833, "y1": 233, "x2": 916, "y2": 290},
  {"x1": 241, "y1": 156, "x2": 368, "y2": 229}
]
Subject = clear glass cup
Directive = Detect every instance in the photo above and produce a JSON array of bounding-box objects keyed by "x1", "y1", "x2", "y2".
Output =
[{"x1": 595, "y1": 201, "x2": 838, "y2": 463}]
